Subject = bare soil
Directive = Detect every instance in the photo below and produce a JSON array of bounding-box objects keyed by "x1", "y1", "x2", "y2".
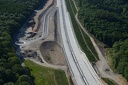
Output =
[
  {"x1": 94, "y1": 37, "x2": 128, "y2": 85},
  {"x1": 32, "y1": 0, "x2": 54, "y2": 32},
  {"x1": 40, "y1": 41, "x2": 66, "y2": 65},
  {"x1": 38, "y1": 7, "x2": 66, "y2": 66},
  {"x1": 21, "y1": 2, "x2": 66, "y2": 66},
  {"x1": 17, "y1": 0, "x2": 70, "y2": 84},
  {"x1": 116, "y1": 76, "x2": 128, "y2": 85},
  {"x1": 94, "y1": 38, "x2": 106, "y2": 57}
]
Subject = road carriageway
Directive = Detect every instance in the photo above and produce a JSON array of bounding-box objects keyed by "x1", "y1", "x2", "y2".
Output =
[
  {"x1": 56, "y1": 0, "x2": 104, "y2": 85},
  {"x1": 16, "y1": 0, "x2": 103, "y2": 84}
]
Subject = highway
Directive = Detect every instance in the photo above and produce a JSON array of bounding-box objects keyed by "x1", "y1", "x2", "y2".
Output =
[
  {"x1": 56, "y1": 0, "x2": 103, "y2": 85},
  {"x1": 16, "y1": 0, "x2": 104, "y2": 84}
]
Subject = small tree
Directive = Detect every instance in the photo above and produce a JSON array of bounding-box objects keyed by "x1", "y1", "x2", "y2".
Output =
[{"x1": 17, "y1": 75, "x2": 30, "y2": 84}]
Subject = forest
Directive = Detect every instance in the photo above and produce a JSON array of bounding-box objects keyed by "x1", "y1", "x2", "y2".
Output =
[
  {"x1": 74, "y1": 0, "x2": 128, "y2": 81},
  {"x1": 109, "y1": 39, "x2": 128, "y2": 80},
  {"x1": 75, "y1": 0, "x2": 128, "y2": 47},
  {"x1": 0, "y1": 0, "x2": 45, "y2": 85}
]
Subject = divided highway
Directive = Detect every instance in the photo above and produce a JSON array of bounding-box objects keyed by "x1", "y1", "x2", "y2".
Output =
[
  {"x1": 16, "y1": 0, "x2": 104, "y2": 84},
  {"x1": 56, "y1": 0, "x2": 104, "y2": 85}
]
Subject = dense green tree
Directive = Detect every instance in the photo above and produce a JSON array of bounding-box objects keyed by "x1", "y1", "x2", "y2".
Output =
[
  {"x1": 8, "y1": 57, "x2": 20, "y2": 66},
  {"x1": 0, "y1": 79, "x2": 4, "y2": 85},
  {"x1": 117, "y1": 62, "x2": 127, "y2": 74},
  {"x1": 7, "y1": 53, "x2": 16, "y2": 58},
  {"x1": 5, "y1": 69, "x2": 16, "y2": 82},
  {"x1": 17, "y1": 75, "x2": 30, "y2": 84},
  {"x1": 75, "y1": 0, "x2": 128, "y2": 81},
  {"x1": 75, "y1": 0, "x2": 128, "y2": 47},
  {"x1": 18, "y1": 81, "x2": 30, "y2": 85},
  {"x1": 108, "y1": 39, "x2": 128, "y2": 81},
  {"x1": 12, "y1": 64, "x2": 24, "y2": 75},
  {"x1": 3, "y1": 82, "x2": 15, "y2": 85},
  {"x1": 124, "y1": 67, "x2": 128, "y2": 80},
  {"x1": 0, "y1": 0, "x2": 46, "y2": 84}
]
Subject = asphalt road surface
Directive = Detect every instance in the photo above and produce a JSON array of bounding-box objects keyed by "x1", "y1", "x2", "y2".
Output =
[
  {"x1": 16, "y1": 0, "x2": 104, "y2": 84},
  {"x1": 56, "y1": 0, "x2": 103, "y2": 85}
]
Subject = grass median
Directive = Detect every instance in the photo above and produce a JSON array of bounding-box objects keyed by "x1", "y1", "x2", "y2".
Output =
[
  {"x1": 102, "y1": 78, "x2": 118, "y2": 85},
  {"x1": 65, "y1": 0, "x2": 98, "y2": 62},
  {"x1": 24, "y1": 60, "x2": 69, "y2": 85}
]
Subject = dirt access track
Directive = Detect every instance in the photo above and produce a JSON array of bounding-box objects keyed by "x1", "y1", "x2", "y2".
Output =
[
  {"x1": 19, "y1": 0, "x2": 66, "y2": 66},
  {"x1": 39, "y1": 0, "x2": 66, "y2": 66},
  {"x1": 15, "y1": 0, "x2": 71, "y2": 84}
]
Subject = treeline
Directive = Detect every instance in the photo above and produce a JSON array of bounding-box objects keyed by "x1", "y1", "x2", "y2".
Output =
[
  {"x1": 109, "y1": 39, "x2": 128, "y2": 80},
  {"x1": 75, "y1": 0, "x2": 128, "y2": 47},
  {"x1": 74, "y1": 0, "x2": 128, "y2": 81},
  {"x1": 0, "y1": 0, "x2": 46, "y2": 85}
]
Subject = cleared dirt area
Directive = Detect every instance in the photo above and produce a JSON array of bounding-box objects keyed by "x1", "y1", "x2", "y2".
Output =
[
  {"x1": 15, "y1": 0, "x2": 70, "y2": 84},
  {"x1": 94, "y1": 38, "x2": 106, "y2": 57},
  {"x1": 94, "y1": 38, "x2": 128, "y2": 85},
  {"x1": 40, "y1": 41, "x2": 66, "y2": 65},
  {"x1": 20, "y1": 2, "x2": 66, "y2": 67},
  {"x1": 32, "y1": 0, "x2": 54, "y2": 32},
  {"x1": 39, "y1": 8, "x2": 66, "y2": 66}
]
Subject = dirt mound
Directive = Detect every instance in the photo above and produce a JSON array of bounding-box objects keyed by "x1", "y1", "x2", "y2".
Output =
[{"x1": 40, "y1": 41, "x2": 66, "y2": 66}]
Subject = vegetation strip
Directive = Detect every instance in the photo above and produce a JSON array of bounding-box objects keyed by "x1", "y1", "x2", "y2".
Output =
[
  {"x1": 24, "y1": 60, "x2": 69, "y2": 85},
  {"x1": 102, "y1": 78, "x2": 118, "y2": 85},
  {"x1": 74, "y1": 0, "x2": 128, "y2": 82},
  {"x1": 0, "y1": 0, "x2": 46, "y2": 85},
  {"x1": 107, "y1": 39, "x2": 128, "y2": 80},
  {"x1": 74, "y1": 0, "x2": 128, "y2": 47},
  {"x1": 65, "y1": 0, "x2": 98, "y2": 62},
  {"x1": 71, "y1": 0, "x2": 98, "y2": 60}
]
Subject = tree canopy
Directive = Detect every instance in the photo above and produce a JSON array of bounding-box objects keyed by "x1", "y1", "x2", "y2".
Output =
[
  {"x1": 75, "y1": 0, "x2": 128, "y2": 81},
  {"x1": 110, "y1": 39, "x2": 128, "y2": 80},
  {"x1": 75, "y1": 0, "x2": 128, "y2": 47},
  {"x1": 0, "y1": 0, "x2": 46, "y2": 84}
]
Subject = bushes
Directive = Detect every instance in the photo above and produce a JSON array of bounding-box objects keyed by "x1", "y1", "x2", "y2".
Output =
[
  {"x1": 75, "y1": 0, "x2": 128, "y2": 47},
  {"x1": 107, "y1": 39, "x2": 128, "y2": 80},
  {"x1": 0, "y1": 0, "x2": 46, "y2": 84}
]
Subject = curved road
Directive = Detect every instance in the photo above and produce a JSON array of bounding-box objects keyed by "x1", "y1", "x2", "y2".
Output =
[
  {"x1": 71, "y1": 0, "x2": 125, "y2": 84},
  {"x1": 16, "y1": 0, "x2": 104, "y2": 84},
  {"x1": 57, "y1": 0, "x2": 103, "y2": 85},
  {"x1": 16, "y1": 7, "x2": 57, "y2": 46}
]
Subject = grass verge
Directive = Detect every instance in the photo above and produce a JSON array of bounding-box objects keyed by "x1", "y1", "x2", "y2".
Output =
[
  {"x1": 106, "y1": 48, "x2": 116, "y2": 72},
  {"x1": 69, "y1": 0, "x2": 77, "y2": 14},
  {"x1": 65, "y1": 0, "x2": 98, "y2": 62},
  {"x1": 102, "y1": 78, "x2": 118, "y2": 85},
  {"x1": 24, "y1": 60, "x2": 69, "y2": 85},
  {"x1": 44, "y1": 55, "x2": 51, "y2": 62}
]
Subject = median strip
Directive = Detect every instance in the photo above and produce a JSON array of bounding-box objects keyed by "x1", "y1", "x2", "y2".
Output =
[{"x1": 65, "y1": 0, "x2": 98, "y2": 62}]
